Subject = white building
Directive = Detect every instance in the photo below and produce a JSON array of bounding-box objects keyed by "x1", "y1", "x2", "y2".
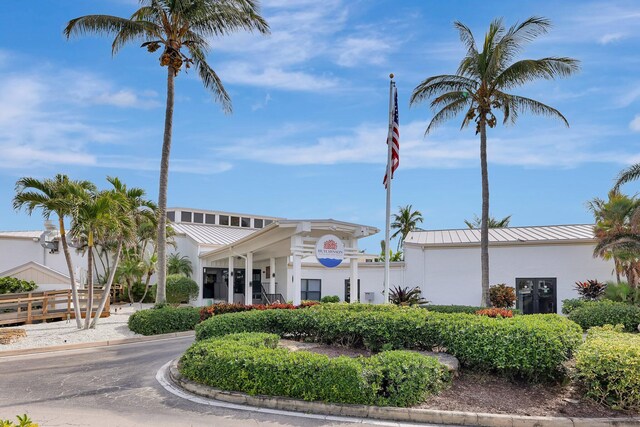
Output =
[
  {"x1": 1, "y1": 206, "x2": 614, "y2": 315},
  {"x1": 403, "y1": 224, "x2": 615, "y2": 314}
]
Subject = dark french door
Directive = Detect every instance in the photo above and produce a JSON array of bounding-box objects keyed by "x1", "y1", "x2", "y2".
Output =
[
  {"x1": 516, "y1": 278, "x2": 557, "y2": 314},
  {"x1": 344, "y1": 279, "x2": 360, "y2": 303}
]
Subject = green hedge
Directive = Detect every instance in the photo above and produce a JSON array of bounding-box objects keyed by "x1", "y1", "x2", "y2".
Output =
[
  {"x1": 166, "y1": 274, "x2": 199, "y2": 304},
  {"x1": 180, "y1": 332, "x2": 450, "y2": 406},
  {"x1": 424, "y1": 304, "x2": 521, "y2": 315},
  {"x1": 128, "y1": 306, "x2": 200, "y2": 335},
  {"x1": 561, "y1": 298, "x2": 585, "y2": 315},
  {"x1": 575, "y1": 326, "x2": 640, "y2": 410},
  {"x1": 0, "y1": 277, "x2": 37, "y2": 294},
  {"x1": 195, "y1": 305, "x2": 582, "y2": 381},
  {"x1": 568, "y1": 300, "x2": 640, "y2": 332}
]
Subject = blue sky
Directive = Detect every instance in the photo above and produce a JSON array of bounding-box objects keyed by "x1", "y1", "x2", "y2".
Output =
[{"x1": 1, "y1": 0, "x2": 640, "y2": 252}]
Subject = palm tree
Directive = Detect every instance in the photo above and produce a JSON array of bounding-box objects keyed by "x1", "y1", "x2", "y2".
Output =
[
  {"x1": 64, "y1": 0, "x2": 270, "y2": 304},
  {"x1": 167, "y1": 252, "x2": 193, "y2": 277},
  {"x1": 464, "y1": 214, "x2": 512, "y2": 229},
  {"x1": 410, "y1": 17, "x2": 579, "y2": 306},
  {"x1": 390, "y1": 205, "x2": 424, "y2": 253},
  {"x1": 13, "y1": 175, "x2": 95, "y2": 329},
  {"x1": 614, "y1": 164, "x2": 640, "y2": 191}
]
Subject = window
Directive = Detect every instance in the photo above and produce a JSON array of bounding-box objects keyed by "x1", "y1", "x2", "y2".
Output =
[
  {"x1": 181, "y1": 211, "x2": 192, "y2": 222},
  {"x1": 230, "y1": 216, "x2": 240, "y2": 226},
  {"x1": 205, "y1": 214, "x2": 216, "y2": 225},
  {"x1": 264, "y1": 219, "x2": 273, "y2": 226},
  {"x1": 219, "y1": 215, "x2": 229, "y2": 226},
  {"x1": 193, "y1": 212, "x2": 204, "y2": 223},
  {"x1": 166, "y1": 211, "x2": 175, "y2": 222},
  {"x1": 301, "y1": 279, "x2": 321, "y2": 301},
  {"x1": 241, "y1": 217, "x2": 251, "y2": 228},
  {"x1": 254, "y1": 218, "x2": 264, "y2": 229}
]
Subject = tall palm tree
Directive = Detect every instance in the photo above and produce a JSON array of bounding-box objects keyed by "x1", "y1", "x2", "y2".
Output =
[
  {"x1": 410, "y1": 17, "x2": 579, "y2": 306},
  {"x1": 390, "y1": 205, "x2": 424, "y2": 253},
  {"x1": 167, "y1": 252, "x2": 193, "y2": 277},
  {"x1": 13, "y1": 175, "x2": 95, "y2": 329},
  {"x1": 64, "y1": 0, "x2": 270, "y2": 304},
  {"x1": 464, "y1": 214, "x2": 512, "y2": 229}
]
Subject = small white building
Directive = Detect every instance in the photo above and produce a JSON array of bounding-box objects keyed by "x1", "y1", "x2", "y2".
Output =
[
  {"x1": 403, "y1": 224, "x2": 615, "y2": 314},
  {"x1": 168, "y1": 207, "x2": 404, "y2": 305}
]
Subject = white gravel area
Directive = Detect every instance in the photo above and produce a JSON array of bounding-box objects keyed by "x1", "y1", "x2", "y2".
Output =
[{"x1": 0, "y1": 304, "x2": 154, "y2": 351}]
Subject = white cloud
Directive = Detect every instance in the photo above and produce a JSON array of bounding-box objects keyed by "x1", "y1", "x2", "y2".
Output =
[
  {"x1": 335, "y1": 36, "x2": 392, "y2": 67},
  {"x1": 219, "y1": 63, "x2": 338, "y2": 92},
  {"x1": 216, "y1": 119, "x2": 631, "y2": 170},
  {"x1": 251, "y1": 93, "x2": 272, "y2": 111},
  {"x1": 615, "y1": 84, "x2": 640, "y2": 108},
  {"x1": 630, "y1": 114, "x2": 640, "y2": 132},
  {"x1": 599, "y1": 32, "x2": 625, "y2": 44}
]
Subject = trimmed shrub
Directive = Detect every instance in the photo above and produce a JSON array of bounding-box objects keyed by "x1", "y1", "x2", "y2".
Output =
[
  {"x1": 575, "y1": 325, "x2": 640, "y2": 410},
  {"x1": 0, "y1": 277, "x2": 37, "y2": 294},
  {"x1": 196, "y1": 305, "x2": 582, "y2": 381},
  {"x1": 180, "y1": 332, "x2": 450, "y2": 406},
  {"x1": 199, "y1": 301, "x2": 318, "y2": 322},
  {"x1": 128, "y1": 306, "x2": 200, "y2": 335},
  {"x1": 321, "y1": 295, "x2": 340, "y2": 303},
  {"x1": 561, "y1": 298, "x2": 585, "y2": 315},
  {"x1": 475, "y1": 308, "x2": 513, "y2": 318},
  {"x1": 166, "y1": 274, "x2": 199, "y2": 304},
  {"x1": 489, "y1": 284, "x2": 516, "y2": 308},
  {"x1": 424, "y1": 304, "x2": 523, "y2": 315},
  {"x1": 568, "y1": 300, "x2": 640, "y2": 332}
]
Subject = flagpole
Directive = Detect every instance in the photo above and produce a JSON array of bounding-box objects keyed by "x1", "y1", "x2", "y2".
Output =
[{"x1": 384, "y1": 73, "x2": 395, "y2": 304}]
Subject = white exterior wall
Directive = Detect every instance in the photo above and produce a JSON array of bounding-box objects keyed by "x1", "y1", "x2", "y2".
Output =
[
  {"x1": 0, "y1": 238, "x2": 85, "y2": 284},
  {"x1": 404, "y1": 242, "x2": 616, "y2": 312}
]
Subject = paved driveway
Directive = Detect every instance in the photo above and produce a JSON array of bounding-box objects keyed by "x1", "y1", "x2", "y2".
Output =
[{"x1": 0, "y1": 336, "x2": 432, "y2": 427}]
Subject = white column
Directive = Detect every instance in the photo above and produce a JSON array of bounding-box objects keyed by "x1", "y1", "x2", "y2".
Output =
[
  {"x1": 350, "y1": 259, "x2": 359, "y2": 303},
  {"x1": 227, "y1": 256, "x2": 234, "y2": 304},
  {"x1": 245, "y1": 252, "x2": 253, "y2": 305},
  {"x1": 269, "y1": 257, "x2": 276, "y2": 294},
  {"x1": 292, "y1": 253, "x2": 302, "y2": 305}
]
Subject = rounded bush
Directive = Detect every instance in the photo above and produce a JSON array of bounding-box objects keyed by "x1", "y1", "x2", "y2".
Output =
[
  {"x1": 568, "y1": 300, "x2": 640, "y2": 332},
  {"x1": 575, "y1": 326, "x2": 640, "y2": 410},
  {"x1": 195, "y1": 304, "x2": 582, "y2": 381},
  {"x1": 320, "y1": 295, "x2": 340, "y2": 303},
  {"x1": 180, "y1": 332, "x2": 450, "y2": 406},
  {"x1": 166, "y1": 274, "x2": 199, "y2": 304},
  {"x1": 128, "y1": 306, "x2": 200, "y2": 335},
  {"x1": 0, "y1": 277, "x2": 37, "y2": 294}
]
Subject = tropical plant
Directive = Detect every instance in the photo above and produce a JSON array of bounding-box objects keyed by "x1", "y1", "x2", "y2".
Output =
[
  {"x1": 0, "y1": 414, "x2": 38, "y2": 427},
  {"x1": 13, "y1": 174, "x2": 95, "y2": 328},
  {"x1": 379, "y1": 240, "x2": 402, "y2": 262},
  {"x1": 166, "y1": 274, "x2": 199, "y2": 304},
  {"x1": 64, "y1": 0, "x2": 270, "y2": 305},
  {"x1": 489, "y1": 283, "x2": 516, "y2": 308},
  {"x1": 574, "y1": 279, "x2": 607, "y2": 300},
  {"x1": 389, "y1": 285, "x2": 428, "y2": 306},
  {"x1": 604, "y1": 281, "x2": 640, "y2": 305},
  {"x1": 167, "y1": 252, "x2": 193, "y2": 277},
  {"x1": 410, "y1": 17, "x2": 579, "y2": 306},
  {"x1": 464, "y1": 214, "x2": 511, "y2": 229},
  {"x1": 0, "y1": 277, "x2": 37, "y2": 295},
  {"x1": 475, "y1": 308, "x2": 513, "y2": 318},
  {"x1": 588, "y1": 191, "x2": 640, "y2": 285},
  {"x1": 390, "y1": 205, "x2": 424, "y2": 252}
]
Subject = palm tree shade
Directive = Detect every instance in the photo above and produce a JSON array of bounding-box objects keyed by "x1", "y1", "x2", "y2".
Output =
[
  {"x1": 168, "y1": 252, "x2": 193, "y2": 277},
  {"x1": 410, "y1": 17, "x2": 579, "y2": 306},
  {"x1": 64, "y1": 0, "x2": 270, "y2": 303},
  {"x1": 390, "y1": 205, "x2": 424, "y2": 253}
]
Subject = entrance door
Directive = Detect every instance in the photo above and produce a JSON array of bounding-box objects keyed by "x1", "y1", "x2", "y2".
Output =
[
  {"x1": 516, "y1": 278, "x2": 557, "y2": 314},
  {"x1": 344, "y1": 279, "x2": 361, "y2": 303}
]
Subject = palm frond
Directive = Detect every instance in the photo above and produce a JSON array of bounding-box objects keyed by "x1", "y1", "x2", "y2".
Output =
[
  {"x1": 410, "y1": 75, "x2": 477, "y2": 105},
  {"x1": 493, "y1": 57, "x2": 579, "y2": 91},
  {"x1": 614, "y1": 163, "x2": 640, "y2": 191},
  {"x1": 188, "y1": 45, "x2": 232, "y2": 113},
  {"x1": 497, "y1": 92, "x2": 569, "y2": 126},
  {"x1": 426, "y1": 97, "x2": 472, "y2": 134},
  {"x1": 64, "y1": 15, "x2": 133, "y2": 39},
  {"x1": 189, "y1": 0, "x2": 270, "y2": 37},
  {"x1": 453, "y1": 21, "x2": 478, "y2": 55}
]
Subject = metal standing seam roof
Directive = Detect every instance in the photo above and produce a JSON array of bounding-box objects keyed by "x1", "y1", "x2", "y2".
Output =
[
  {"x1": 170, "y1": 223, "x2": 258, "y2": 246},
  {"x1": 405, "y1": 224, "x2": 596, "y2": 246}
]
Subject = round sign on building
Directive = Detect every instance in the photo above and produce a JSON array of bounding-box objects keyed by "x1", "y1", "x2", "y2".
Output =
[{"x1": 315, "y1": 234, "x2": 345, "y2": 268}]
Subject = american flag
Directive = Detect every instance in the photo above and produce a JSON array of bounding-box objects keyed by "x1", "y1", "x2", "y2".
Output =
[{"x1": 383, "y1": 85, "x2": 399, "y2": 188}]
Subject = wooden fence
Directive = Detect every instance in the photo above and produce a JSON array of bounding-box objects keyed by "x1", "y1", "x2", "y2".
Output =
[{"x1": 0, "y1": 289, "x2": 109, "y2": 326}]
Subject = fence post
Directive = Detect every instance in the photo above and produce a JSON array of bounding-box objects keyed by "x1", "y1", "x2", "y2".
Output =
[{"x1": 27, "y1": 293, "x2": 32, "y2": 324}]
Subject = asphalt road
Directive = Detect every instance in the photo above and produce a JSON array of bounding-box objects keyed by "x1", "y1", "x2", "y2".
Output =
[{"x1": 0, "y1": 336, "x2": 429, "y2": 427}]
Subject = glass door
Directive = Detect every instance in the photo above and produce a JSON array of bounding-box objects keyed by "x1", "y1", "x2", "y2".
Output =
[{"x1": 516, "y1": 278, "x2": 557, "y2": 314}]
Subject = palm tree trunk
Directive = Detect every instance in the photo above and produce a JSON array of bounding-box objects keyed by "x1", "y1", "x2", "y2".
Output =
[
  {"x1": 480, "y1": 119, "x2": 490, "y2": 307},
  {"x1": 84, "y1": 240, "x2": 94, "y2": 329},
  {"x1": 58, "y1": 217, "x2": 83, "y2": 329},
  {"x1": 138, "y1": 270, "x2": 153, "y2": 304},
  {"x1": 156, "y1": 66, "x2": 175, "y2": 305},
  {"x1": 90, "y1": 239, "x2": 123, "y2": 328}
]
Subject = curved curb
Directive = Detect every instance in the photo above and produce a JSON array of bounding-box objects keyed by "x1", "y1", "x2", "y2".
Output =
[
  {"x1": 0, "y1": 331, "x2": 194, "y2": 358},
  {"x1": 167, "y1": 359, "x2": 640, "y2": 427}
]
